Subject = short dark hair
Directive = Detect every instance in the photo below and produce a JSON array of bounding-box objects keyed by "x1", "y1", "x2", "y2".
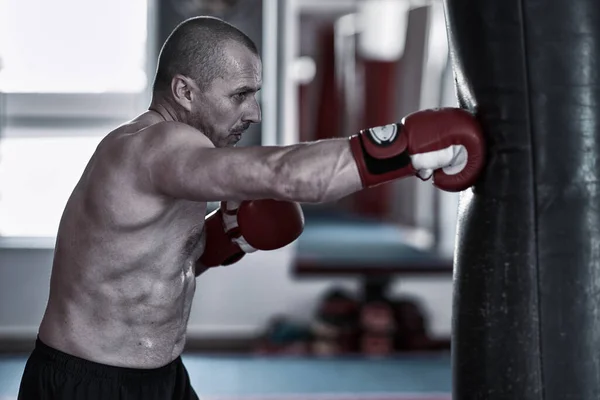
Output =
[{"x1": 153, "y1": 16, "x2": 258, "y2": 93}]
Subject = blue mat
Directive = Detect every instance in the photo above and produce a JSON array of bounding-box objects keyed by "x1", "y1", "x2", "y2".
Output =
[{"x1": 0, "y1": 354, "x2": 451, "y2": 398}]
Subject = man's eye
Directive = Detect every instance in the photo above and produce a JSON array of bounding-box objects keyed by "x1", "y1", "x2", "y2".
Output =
[{"x1": 233, "y1": 92, "x2": 247, "y2": 101}]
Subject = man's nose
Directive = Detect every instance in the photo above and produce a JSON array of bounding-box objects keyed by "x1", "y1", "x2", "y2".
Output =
[{"x1": 243, "y1": 97, "x2": 261, "y2": 124}]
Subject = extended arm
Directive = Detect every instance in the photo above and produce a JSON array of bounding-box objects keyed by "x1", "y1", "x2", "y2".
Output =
[
  {"x1": 142, "y1": 108, "x2": 485, "y2": 203},
  {"x1": 142, "y1": 122, "x2": 361, "y2": 203}
]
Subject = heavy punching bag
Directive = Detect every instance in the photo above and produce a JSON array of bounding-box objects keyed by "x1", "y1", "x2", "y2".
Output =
[{"x1": 445, "y1": 0, "x2": 600, "y2": 399}]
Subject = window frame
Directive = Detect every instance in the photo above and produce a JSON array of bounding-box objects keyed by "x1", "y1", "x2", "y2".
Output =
[{"x1": 0, "y1": 0, "x2": 158, "y2": 246}]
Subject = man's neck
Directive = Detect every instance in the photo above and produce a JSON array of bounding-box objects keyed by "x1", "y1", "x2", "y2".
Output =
[{"x1": 149, "y1": 98, "x2": 182, "y2": 124}]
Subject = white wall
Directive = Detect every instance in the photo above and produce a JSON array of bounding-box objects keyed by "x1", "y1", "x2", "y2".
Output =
[{"x1": 0, "y1": 243, "x2": 453, "y2": 342}]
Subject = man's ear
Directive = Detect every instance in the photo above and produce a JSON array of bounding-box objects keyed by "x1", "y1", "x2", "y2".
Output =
[{"x1": 171, "y1": 75, "x2": 196, "y2": 111}]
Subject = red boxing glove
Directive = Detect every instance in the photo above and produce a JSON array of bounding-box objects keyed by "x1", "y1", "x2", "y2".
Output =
[
  {"x1": 348, "y1": 107, "x2": 485, "y2": 192},
  {"x1": 197, "y1": 200, "x2": 305, "y2": 275},
  {"x1": 236, "y1": 200, "x2": 305, "y2": 251},
  {"x1": 196, "y1": 202, "x2": 246, "y2": 275}
]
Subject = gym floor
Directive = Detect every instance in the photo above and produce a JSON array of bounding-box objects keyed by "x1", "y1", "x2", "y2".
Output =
[{"x1": 0, "y1": 353, "x2": 451, "y2": 399}]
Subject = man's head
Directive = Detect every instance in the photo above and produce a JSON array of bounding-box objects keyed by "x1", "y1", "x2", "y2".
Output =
[{"x1": 153, "y1": 17, "x2": 262, "y2": 148}]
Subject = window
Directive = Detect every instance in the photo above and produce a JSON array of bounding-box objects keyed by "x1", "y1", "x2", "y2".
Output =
[
  {"x1": 0, "y1": 0, "x2": 148, "y2": 93},
  {"x1": 0, "y1": 132, "x2": 105, "y2": 238},
  {"x1": 0, "y1": 0, "x2": 151, "y2": 239}
]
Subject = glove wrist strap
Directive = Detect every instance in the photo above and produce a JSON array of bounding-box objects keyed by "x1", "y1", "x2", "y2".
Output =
[{"x1": 350, "y1": 124, "x2": 414, "y2": 188}]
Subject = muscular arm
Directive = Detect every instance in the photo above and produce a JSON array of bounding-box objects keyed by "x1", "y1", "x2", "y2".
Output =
[{"x1": 142, "y1": 122, "x2": 362, "y2": 203}]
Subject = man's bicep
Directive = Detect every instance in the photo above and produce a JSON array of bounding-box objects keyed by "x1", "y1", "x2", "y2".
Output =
[
  {"x1": 167, "y1": 147, "x2": 282, "y2": 201},
  {"x1": 194, "y1": 148, "x2": 282, "y2": 201},
  {"x1": 145, "y1": 128, "x2": 281, "y2": 202}
]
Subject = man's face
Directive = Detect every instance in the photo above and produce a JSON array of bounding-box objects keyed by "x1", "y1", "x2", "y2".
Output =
[{"x1": 190, "y1": 42, "x2": 262, "y2": 148}]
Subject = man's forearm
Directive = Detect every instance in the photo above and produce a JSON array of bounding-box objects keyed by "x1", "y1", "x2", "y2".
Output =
[
  {"x1": 271, "y1": 138, "x2": 363, "y2": 203},
  {"x1": 274, "y1": 107, "x2": 488, "y2": 202}
]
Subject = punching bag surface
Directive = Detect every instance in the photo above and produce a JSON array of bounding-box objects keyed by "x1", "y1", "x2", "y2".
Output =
[{"x1": 446, "y1": 1, "x2": 600, "y2": 399}]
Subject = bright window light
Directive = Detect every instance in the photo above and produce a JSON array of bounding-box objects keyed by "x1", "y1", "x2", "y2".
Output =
[
  {"x1": 0, "y1": 0, "x2": 150, "y2": 239},
  {"x1": 0, "y1": 133, "x2": 106, "y2": 237},
  {"x1": 0, "y1": 0, "x2": 148, "y2": 93}
]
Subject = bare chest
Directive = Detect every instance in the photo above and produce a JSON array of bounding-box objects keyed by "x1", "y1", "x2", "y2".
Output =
[{"x1": 169, "y1": 200, "x2": 209, "y2": 262}]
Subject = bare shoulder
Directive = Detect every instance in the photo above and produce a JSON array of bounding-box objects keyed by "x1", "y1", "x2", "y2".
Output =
[
  {"x1": 106, "y1": 121, "x2": 214, "y2": 197},
  {"x1": 135, "y1": 121, "x2": 214, "y2": 151},
  {"x1": 104, "y1": 121, "x2": 213, "y2": 175}
]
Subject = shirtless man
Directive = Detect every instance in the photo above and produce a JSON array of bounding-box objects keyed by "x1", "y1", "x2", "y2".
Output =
[{"x1": 17, "y1": 16, "x2": 485, "y2": 400}]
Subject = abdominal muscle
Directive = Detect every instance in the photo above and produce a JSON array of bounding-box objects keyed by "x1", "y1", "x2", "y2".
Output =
[
  {"x1": 39, "y1": 195, "x2": 205, "y2": 370},
  {"x1": 39, "y1": 252, "x2": 198, "y2": 369},
  {"x1": 38, "y1": 122, "x2": 207, "y2": 370}
]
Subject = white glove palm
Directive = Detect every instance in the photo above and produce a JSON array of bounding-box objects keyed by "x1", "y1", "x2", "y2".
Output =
[
  {"x1": 220, "y1": 201, "x2": 257, "y2": 254},
  {"x1": 410, "y1": 144, "x2": 468, "y2": 180}
]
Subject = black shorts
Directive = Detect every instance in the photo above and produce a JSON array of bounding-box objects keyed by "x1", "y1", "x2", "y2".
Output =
[{"x1": 17, "y1": 337, "x2": 199, "y2": 400}]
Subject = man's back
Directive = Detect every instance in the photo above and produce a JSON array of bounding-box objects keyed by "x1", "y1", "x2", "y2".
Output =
[{"x1": 38, "y1": 114, "x2": 205, "y2": 369}]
